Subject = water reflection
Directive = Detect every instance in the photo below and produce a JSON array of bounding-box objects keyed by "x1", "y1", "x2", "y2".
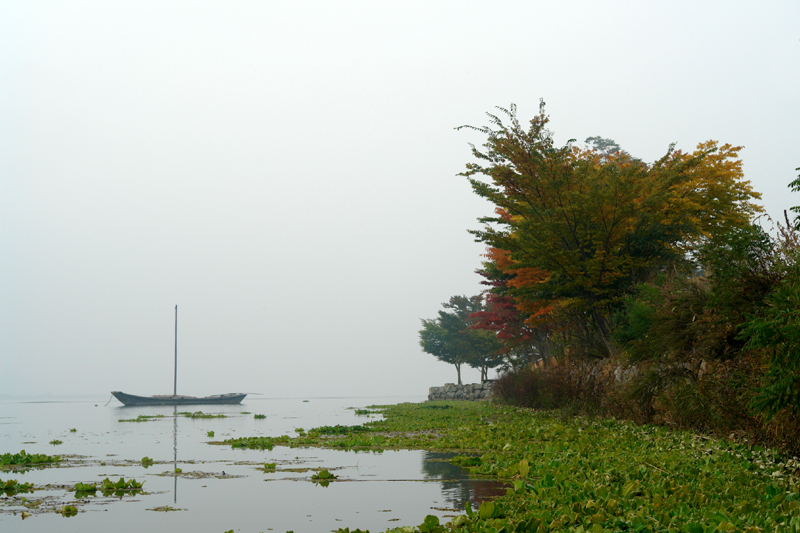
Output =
[
  {"x1": 172, "y1": 405, "x2": 177, "y2": 504},
  {"x1": 421, "y1": 452, "x2": 508, "y2": 510}
]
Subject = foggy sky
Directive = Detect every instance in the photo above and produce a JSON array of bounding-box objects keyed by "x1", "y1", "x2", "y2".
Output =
[{"x1": 2, "y1": 1, "x2": 799, "y2": 398}]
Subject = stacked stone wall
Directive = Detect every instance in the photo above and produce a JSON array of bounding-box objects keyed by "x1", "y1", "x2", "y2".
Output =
[{"x1": 428, "y1": 382, "x2": 494, "y2": 401}]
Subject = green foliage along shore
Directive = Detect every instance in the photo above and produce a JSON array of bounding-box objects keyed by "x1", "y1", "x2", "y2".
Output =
[{"x1": 224, "y1": 402, "x2": 800, "y2": 532}]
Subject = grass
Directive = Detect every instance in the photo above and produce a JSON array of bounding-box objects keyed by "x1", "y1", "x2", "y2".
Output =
[{"x1": 221, "y1": 402, "x2": 800, "y2": 532}]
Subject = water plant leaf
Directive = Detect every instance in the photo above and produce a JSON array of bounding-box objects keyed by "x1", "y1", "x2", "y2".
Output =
[
  {"x1": 311, "y1": 468, "x2": 337, "y2": 480},
  {"x1": 465, "y1": 501, "x2": 475, "y2": 518},
  {"x1": 518, "y1": 458, "x2": 529, "y2": 479},
  {"x1": 478, "y1": 501, "x2": 496, "y2": 519},
  {"x1": 418, "y1": 514, "x2": 443, "y2": 533},
  {"x1": 60, "y1": 504, "x2": 78, "y2": 517}
]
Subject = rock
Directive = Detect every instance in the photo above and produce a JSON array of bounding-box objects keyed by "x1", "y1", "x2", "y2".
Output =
[{"x1": 427, "y1": 383, "x2": 494, "y2": 402}]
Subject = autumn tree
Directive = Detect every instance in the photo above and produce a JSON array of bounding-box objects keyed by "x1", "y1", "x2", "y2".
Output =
[
  {"x1": 469, "y1": 248, "x2": 560, "y2": 369},
  {"x1": 460, "y1": 101, "x2": 761, "y2": 356}
]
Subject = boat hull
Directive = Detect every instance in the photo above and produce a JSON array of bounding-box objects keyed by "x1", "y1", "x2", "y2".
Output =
[{"x1": 111, "y1": 391, "x2": 247, "y2": 406}]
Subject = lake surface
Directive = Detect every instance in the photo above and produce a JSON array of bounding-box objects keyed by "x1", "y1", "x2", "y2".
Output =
[{"x1": 0, "y1": 396, "x2": 507, "y2": 532}]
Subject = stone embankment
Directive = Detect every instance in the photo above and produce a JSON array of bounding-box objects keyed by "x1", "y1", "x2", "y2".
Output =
[{"x1": 428, "y1": 382, "x2": 494, "y2": 401}]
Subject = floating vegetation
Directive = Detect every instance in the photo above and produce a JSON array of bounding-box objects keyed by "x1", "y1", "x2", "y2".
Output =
[
  {"x1": 94, "y1": 477, "x2": 144, "y2": 499},
  {"x1": 1, "y1": 478, "x2": 34, "y2": 495},
  {"x1": 69, "y1": 428, "x2": 77, "y2": 432},
  {"x1": 253, "y1": 414, "x2": 266, "y2": 419},
  {"x1": 49, "y1": 439, "x2": 63, "y2": 445},
  {"x1": 295, "y1": 428, "x2": 306, "y2": 436},
  {"x1": 310, "y1": 468, "x2": 337, "y2": 480},
  {"x1": 353, "y1": 409, "x2": 377, "y2": 416},
  {"x1": 207, "y1": 430, "x2": 215, "y2": 437},
  {"x1": 74, "y1": 482, "x2": 97, "y2": 497},
  {"x1": 183, "y1": 411, "x2": 226, "y2": 419},
  {"x1": 220, "y1": 401, "x2": 800, "y2": 531},
  {"x1": 263, "y1": 462, "x2": 276, "y2": 471},
  {"x1": 221, "y1": 435, "x2": 291, "y2": 450},
  {"x1": 141, "y1": 456, "x2": 154, "y2": 467},
  {"x1": 60, "y1": 504, "x2": 78, "y2": 517},
  {"x1": 240, "y1": 411, "x2": 251, "y2": 414},
  {"x1": 311, "y1": 468, "x2": 338, "y2": 487},
  {"x1": 147, "y1": 505, "x2": 185, "y2": 512},
  {"x1": 0, "y1": 450, "x2": 61, "y2": 468},
  {"x1": 174, "y1": 468, "x2": 182, "y2": 473},
  {"x1": 118, "y1": 414, "x2": 164, "y2": 422},
  {"x1": 312, "y1": 424, "x2": 368, "y2": 435}
]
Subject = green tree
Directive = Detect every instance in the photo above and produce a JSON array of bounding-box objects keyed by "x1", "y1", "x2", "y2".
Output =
[
  {"x1": 419, "y1": 295, "x2": 503, "y2": 384},
  {"x1": 420, "y1": 318, "x2": 467, "y2": 385}
]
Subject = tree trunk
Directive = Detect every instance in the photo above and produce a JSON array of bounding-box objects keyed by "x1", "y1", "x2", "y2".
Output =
[{"x1": 455, "y1": 363, "x2": 462, "y2": 385}]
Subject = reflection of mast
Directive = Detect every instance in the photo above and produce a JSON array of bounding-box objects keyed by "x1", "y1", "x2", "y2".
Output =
[{"x1": 173, "y1": 405, "x2": 178, "y2": 503}]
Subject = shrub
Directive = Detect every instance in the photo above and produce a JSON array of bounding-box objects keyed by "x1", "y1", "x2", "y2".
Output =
[{"x1": 493, "y1": 360, "x2": 608, "y2": 414}]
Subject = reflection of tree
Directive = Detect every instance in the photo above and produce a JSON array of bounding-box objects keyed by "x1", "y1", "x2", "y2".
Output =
[{"x1": 421, "y1": 452, "x2": 507, "y2": 510}]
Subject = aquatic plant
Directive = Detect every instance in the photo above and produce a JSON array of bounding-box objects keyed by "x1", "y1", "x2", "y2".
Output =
[
  {"x1": 118, "y1": 414, "x2": 164, "y2": 422},
  {"x1": 417, "y1": 514, "x2": 446, "y2": 533},
  {"x1": 0, "y1": 450, "x2": 61, "y2": 468},
  {"x1": 1, "y1": 478, "x2": 34, "y2": 495},
  {"x1": 253, "y1": 413, "x2": 266, "y2": 419},
  {"x1": 222, "y1": 435, "x2": 291, "y2": 450},
  {"x1": 141, "y1": 456, "x2": 154, "y2": 466},
  {"x1": 49, "y1": 439, "x2": 63, "y2": 445},
  {"x1": 310, "y1": 468, "x2": 337, "y2": 481},
  {"x1": 74, "y1": 482, "x2": 97, "y2": 497},
  {"x1": 184, "y1": 411, "x2": 226, "y2": 419},
  {"x1": 264, "y1": 462, "x2": 276, "y2": 471},
  {"x1": 230, "y1": 402, "x2": 800, "y2": 532},
  {"x1": 311, "y1": 468, "x2": 337, "y2": 487},
  {"x1": 207, "y1": 430, "x2": 215, "y2": 437},
  {"x1": 99, "y1": 477, "x2": 143, "y2": 497},
  {"x1": 311, "y1": 424, "x2": 368, "y2": 435},
  {"x1": 60, "y1": 504, "x2": 78, "y2": 516},
  {"x1": 148, "y1": 505, "x2": 184, "y2": 512},
  {"x1": 69, "y1": 428, "x2": 77, "y2": 432}
]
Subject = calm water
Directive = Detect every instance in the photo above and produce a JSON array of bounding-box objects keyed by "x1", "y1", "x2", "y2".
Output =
[{"x1": 0, "y1": 396, "x2": 506, "y2": 532}]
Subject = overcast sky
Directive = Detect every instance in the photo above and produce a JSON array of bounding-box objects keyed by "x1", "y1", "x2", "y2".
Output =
[{"x1": 2, "y1": 1, "x2": 798, "y2": 399}]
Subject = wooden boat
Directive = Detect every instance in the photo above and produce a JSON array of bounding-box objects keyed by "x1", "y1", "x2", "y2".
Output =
[
  {"x1": 111, "y1": 391, "x2": 246, "y2": 406},
  {"x1": 112, "y1": 305, "x2": 246, "y2": 407}
]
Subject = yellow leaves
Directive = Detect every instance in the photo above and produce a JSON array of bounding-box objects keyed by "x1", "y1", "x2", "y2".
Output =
[{"x1": 666, "y1": 140, "x2": 763, "y2": 247}]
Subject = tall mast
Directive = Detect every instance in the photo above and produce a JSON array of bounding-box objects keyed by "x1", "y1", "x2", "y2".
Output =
[{"x1": 174, "y1": 305, "x2": 178, "y2": 396}]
